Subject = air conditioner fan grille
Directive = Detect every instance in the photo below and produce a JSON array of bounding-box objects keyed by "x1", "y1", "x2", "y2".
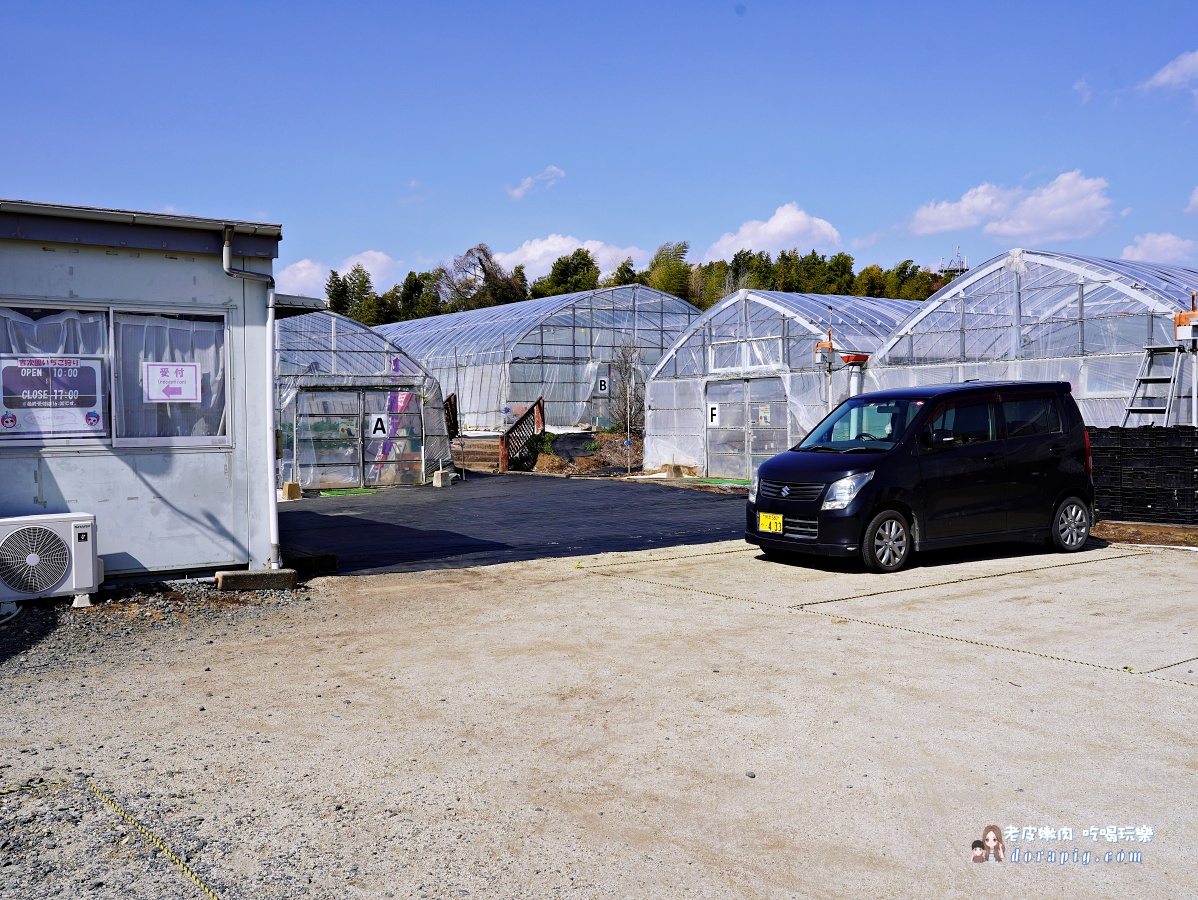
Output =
[{"x1": 0, "y1": 526, "x2": 71, "y2": 594}]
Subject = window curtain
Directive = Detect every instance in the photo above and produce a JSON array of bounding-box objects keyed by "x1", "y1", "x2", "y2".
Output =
[
  {"x1": 0, "y1": 307, "x2": 107, "y2": 354},
  {"x1": 114, "y1": 314, "x2": 227, "y2": 439}
]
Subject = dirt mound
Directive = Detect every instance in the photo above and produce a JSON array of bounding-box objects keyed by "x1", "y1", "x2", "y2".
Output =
[{"x1": 534, "y1": 432, "x2": 643, "y2": 476}]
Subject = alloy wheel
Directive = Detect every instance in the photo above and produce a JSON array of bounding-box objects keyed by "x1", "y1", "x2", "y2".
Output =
[
  {"x1": 873, "y1": 518, "x2": 908, "y2": 568},
  {"x1": 1056, "y1": 501, "x2": 1089, "y2": 549}
]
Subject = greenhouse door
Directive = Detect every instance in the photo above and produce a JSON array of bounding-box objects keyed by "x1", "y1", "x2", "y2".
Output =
[
  {"x1": 590, "y1": 364, "x2": 612, "y2": 428},
  {"x1": 295, "y1": 389, "x2": 425, "y2": 489},
  {"x1": 705, "y1": 378, "x2": 789, "y2": 479}
]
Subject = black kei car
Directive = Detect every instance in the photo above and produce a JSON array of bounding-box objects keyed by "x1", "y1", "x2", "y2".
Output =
[{"x1": 746, "y1": 381, "x2": 1095, "y2": 573}]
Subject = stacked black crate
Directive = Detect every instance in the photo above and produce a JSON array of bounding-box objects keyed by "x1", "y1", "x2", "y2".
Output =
[
  {"x1": 1121, "y1": 438, "x2": 1157, "y2": 521},
  {"x1": 1152, "y1": 427, "x2": 1198, "y2": 526},
  {"x1": 1087, "y1": 427, "x2": 1123, "y2": 520}
]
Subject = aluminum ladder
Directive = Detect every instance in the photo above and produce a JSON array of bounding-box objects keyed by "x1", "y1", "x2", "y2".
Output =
[{"x1": 1121, "y1": 345, "x2": 1184, "y2": 426}]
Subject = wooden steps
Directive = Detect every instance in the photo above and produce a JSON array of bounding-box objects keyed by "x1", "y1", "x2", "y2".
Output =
[{"x1": 455, "y1": 436, "x2": 503, "y2": 472}]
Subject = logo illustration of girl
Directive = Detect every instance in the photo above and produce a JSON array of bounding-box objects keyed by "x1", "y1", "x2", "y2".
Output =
[{"x1": 982, "y1": 824, "x2": 1005, "y2": 862}]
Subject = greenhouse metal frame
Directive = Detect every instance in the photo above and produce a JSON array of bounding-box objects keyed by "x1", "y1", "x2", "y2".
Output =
[
  {"x1": 375, "y1": 286, "x2": 701, "y2": 431},
  {"x1": 276, "y1": 311, "x2": 453, "y2": 489},
  {"x1": 644, "y1": 290, "x2": 919, "y2": 478},
  {"x1": 864, "y1": 249, "x2": 1198, "y2": 426}
]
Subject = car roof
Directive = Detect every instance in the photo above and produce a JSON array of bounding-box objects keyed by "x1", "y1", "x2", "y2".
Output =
[{"x1": 852, "y1": 381, "x2": 1071, "y2": 402}]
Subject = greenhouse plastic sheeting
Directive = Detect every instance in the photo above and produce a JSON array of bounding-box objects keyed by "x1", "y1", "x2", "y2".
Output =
[
  {"x1": 644, "y1": 291, "x2": 918, "y2": 476},
  {"x1": 377, "y1": 286, "x2": 701, "y2": 430},
  {"x1": 276, "y1": 311, "x2": 453, "y2": 488},
  {"x1": 863, "y1": 354, "x2": 1194, "y2": 427},
  {"x1": 867, "y1": 249, "x2": 1198, "y2": 427}
]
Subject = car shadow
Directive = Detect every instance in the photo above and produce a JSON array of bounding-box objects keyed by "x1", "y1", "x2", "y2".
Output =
[{"x1": 756, "y1": 536, "x2": 1113, "y2": 573}]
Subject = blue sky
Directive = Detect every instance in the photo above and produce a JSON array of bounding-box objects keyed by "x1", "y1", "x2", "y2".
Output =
[{"x1": 3, "y1": 1, "x2": 1198, "y2": 295}]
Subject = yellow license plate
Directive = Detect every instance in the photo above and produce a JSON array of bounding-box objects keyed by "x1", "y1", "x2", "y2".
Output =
[{"x1": 758, "y1": 512, "x2": 783, "y2": 534}]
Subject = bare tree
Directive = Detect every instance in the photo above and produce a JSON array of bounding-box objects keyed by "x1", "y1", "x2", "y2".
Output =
[
  {"x1": 440, "y1": 244, "x2": 527, "y2": 312},
  {"x1": 610, "y1": 337, "x2": 645, "y2": 436}
]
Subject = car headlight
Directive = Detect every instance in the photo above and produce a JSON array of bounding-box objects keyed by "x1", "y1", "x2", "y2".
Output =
[
  {"x1": 748, "y1": 474, "x2": 758, "y2": 504},
  {"x1": 821, "y1": 472, "x2": 873, "y2": 510}
]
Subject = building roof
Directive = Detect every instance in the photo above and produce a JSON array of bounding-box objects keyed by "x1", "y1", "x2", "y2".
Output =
[
  {"x1": 278, "y1": 311, "x2": 429, "y2": 379},
  {"x1": 377, "y1": 285, "x2": 698, "y2": 365},
  {"x1": 0, "y1": 198, "x2": 281, "y2": 258},
  {"x1": 872, "y1": 249, "x2": 1198, "y2": 364},
  {"x1": 650, "y1": 290, "x2": 920, "y2": 379}
]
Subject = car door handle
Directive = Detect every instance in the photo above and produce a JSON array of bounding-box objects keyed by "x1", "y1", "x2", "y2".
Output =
[{"x1": 983, "y1": 453, "x2": 1001, "y2": 464}]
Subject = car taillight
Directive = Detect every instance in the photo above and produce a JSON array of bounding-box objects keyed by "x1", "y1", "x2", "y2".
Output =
[{"x1": 1083, "y1": 429, "x2": 1092, "y2": 474}]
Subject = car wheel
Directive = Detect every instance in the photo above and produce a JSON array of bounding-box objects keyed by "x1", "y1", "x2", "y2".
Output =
[
  {"x1": 1051, "y1": 496, "x2": 1091, "y2": 552},
  {"x1": 862, "y1": 510, "x2": 912, "y2": 573},
  {"x1": 760, "y1": 547, "x2": 790, "y2": 563}
]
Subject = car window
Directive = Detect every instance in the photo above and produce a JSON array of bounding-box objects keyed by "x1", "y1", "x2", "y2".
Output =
[
  {"x1": 796, "y1": 397, "x2": 921, "y2": 451},
  {"x1": 925, "y1": 398, "x2": 998, "y2": 446},
  {"x1": 1001, "y1": 396, "x2": 1061, "y2": 438}
]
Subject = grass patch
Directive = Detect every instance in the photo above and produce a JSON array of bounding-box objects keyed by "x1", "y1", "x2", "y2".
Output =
[
  {"x1": 695, "y1": 478, "x2": 750, "y2": 485},
  {"x1": 318, "y1": 488, "x2": 378, "y2": 496}
]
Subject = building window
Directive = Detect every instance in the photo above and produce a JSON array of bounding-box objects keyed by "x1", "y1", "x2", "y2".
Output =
[
  {"x1": 113, "y1": 312, "x2": 229, "y2": 446},
  {"x1": 0, "y1": 306, "x2": 109, "y2": 441}
]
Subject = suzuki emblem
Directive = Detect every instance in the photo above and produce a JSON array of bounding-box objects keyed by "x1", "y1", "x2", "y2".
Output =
[{"x1": 781, "y1": 485, "x2": 790, "y2": 498}]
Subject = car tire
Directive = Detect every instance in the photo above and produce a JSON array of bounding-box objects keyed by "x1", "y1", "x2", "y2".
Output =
[
  {"x1": 1050, "y1": 496, "x2": 1091, "y2": 552},
  {"x1": 760, "y1": 547, "x2": 791, "y2": 563},
  {"x1": 862, "y1": 510, "x2": 912, "y2": 573}
]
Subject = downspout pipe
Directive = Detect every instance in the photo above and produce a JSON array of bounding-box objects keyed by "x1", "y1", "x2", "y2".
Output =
[{"x1": 222, "y1": 226, "x2": 281, "y2": 569}]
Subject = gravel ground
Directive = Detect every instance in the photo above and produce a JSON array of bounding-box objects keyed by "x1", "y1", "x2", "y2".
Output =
[
  {"x1": 3, "y1": 543, "x2": 1194, "y2": 898},
  {"x1": 1, "y1": 582, "x2": 315, "y2": 900}
]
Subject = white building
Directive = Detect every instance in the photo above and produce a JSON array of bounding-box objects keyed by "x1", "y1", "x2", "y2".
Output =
[{"x1": 0, "y1": 199, "x2": 290, "y2": 579}]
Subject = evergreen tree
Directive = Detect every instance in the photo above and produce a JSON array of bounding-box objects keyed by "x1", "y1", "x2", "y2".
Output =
[
  {"x1": 646, "y1": 241, "x2": 692, "y2": 301},
  {"x1": 602, "y1": 257, "x2": 643, "y2": 287},
  {"x1": 391, "y1": 271, "x2": 425, "y2": 321},
  {"x1": 325, "y1": 270, "x2": 350, "y2": 316},
  {"x1": 852, "y1": 264, "x2": 887, "y2": 297},
  {"x1": 342, "y1": 264, "x2": 375, "y2": 321},
  {"x1": 530, "y1": 248, "x2": 600, "y2": 298}
]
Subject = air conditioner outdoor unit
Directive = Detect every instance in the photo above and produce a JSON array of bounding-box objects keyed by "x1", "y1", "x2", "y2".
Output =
[{"x1": 0, "y1": 513, "x2": 101, "y2": 603}]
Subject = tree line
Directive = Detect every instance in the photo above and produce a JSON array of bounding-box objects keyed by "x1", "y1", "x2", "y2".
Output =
[{"x1": 324, "y1": 241, "x2": 953, "y2": 327}]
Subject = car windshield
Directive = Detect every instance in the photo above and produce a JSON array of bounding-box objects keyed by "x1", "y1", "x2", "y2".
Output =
[{"x1": 795, "y1": 397, "x2": 922, "y2": 452}]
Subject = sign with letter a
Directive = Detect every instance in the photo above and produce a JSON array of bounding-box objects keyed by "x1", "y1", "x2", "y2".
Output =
[{"x1": 370, "y1": 415, "x2": 389, "y2": 437}]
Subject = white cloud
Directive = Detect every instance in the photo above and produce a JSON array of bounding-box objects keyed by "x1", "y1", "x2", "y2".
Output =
[
  {"x1": 1073, "y1": 78, "x2": 1092, "y2": 103},
  {"x1": 276, "y1": 250, "x2": 404, "y2": 297},
  {"x1": 506, "y1": 165, "x2": 566, "y2": 200},
  {"x1": 339, "y1": 250, "x2": 403, "y2": 288},
  {"x1": 1186, "y1": 186, "x2": 1198, "y2": 213},
  {"x1": 702, "y1": 203, "x2": 840, "y2": 263},
  {"x1": 911, "y1": 184, "x2": 1018, "y2": 235},
  {"x1": 1121, "y1": 232, "x2": 1197, "y2": 263},
  {"x1": 911, "y1": 171, "x2": 1112, "y2": 243},
  {"x1": 984, "y1": 171, "x2": 1112, "y2": 242},
  {"x1": 494, "y1": 234, "x2": 649, "y2": 280},
  {"x1": 1143, "y1": 49, "x2": 1198, "y2": 97},
  {"x1": 275, "y1": 259, "x2": 328, "y2": 296}
]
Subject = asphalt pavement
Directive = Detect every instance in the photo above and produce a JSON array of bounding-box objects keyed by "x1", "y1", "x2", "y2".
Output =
[{"x1": 278, "y1": 474, "x2": 745, "y2": 574}]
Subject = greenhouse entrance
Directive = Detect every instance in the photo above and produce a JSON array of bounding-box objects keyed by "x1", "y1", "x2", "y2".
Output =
[
  {"x1": 704, "y1": 378, "x2": 790, "y2": 480},
  {"x1": 294, "y1": 389, "x2": 425, "y2": 489}
]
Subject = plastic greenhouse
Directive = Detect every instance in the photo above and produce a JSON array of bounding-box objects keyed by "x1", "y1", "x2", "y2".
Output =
[
  {"x1": 276, "y1": 311, "x2": 453, "y2": 489},
  {"x1": 864, "y1": 249, "x2": 1198, "y2": 426},
  {"x1": 644, "y1": 290, "x2": 919, "y2": 478},
  {"x1": 376, "y1": 286, "x2": 701, "y2": 431}
]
